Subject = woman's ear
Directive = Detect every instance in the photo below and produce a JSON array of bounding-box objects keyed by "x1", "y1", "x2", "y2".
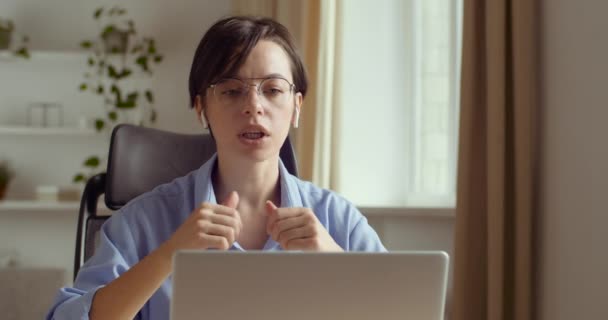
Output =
[
  {"x1": 292, "y1": 93, "x2": 303, "y2": 129},
  {"x1": 194, "y1": 95, "x2": 209, "y2": 129}
]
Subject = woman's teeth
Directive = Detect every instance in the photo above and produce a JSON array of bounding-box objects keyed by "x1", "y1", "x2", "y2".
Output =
[{"x1": 242, "y1": 132, "x2": 264, "y2": 139}]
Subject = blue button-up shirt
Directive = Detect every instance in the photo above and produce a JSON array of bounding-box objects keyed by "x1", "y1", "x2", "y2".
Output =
[{"x1": 47, "y1": 155, "x2": 386, "y2": 320}]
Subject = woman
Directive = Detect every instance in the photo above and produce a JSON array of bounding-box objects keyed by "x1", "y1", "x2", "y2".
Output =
[{"x1": 47, "y1": 16, "x2": 386, "y2": 320}]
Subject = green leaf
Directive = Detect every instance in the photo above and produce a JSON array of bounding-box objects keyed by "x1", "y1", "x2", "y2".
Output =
[
  {"x1": 114, "y1": 90, "x2": 137, "y2": 109},
  {"x1": 119, "y1": 68, "x2": 132, "y2": 79},
  {"x1": 94, "y1": 119, "x2": 105, "y2": 131},
  {"x1": 153, "y1": 55, "x2": 163, "y2": 63},
  {"x1": 107, "y1": 65, "x2": 119, "y2": 79},
  {"x1": 108, "y1": 111, "x2": 117, "y2": 121},
  {"x1": 80, "y1": 41, "x2": 93, "y2": 49},
  {"x1": 101, "y1": 25, "x2": 116, "y2": 38},
  {"x1": 79, "y1": 83, "x2": 88, "y2": 91},
  {"x1": 145, "y1": 90, "x2": 154, "y2": 104},
  {"x1": 135, "y1": 56, "x2": 149, "y2": 72},
  {"x1": 126, "y1": 92, "x2": 138, "y2": 102},
  {"x1": 97, "y1": 85, "x2": 104, "y2": 94},
  {"x1": 14, "y1": 48, "x2": 30, "y2": 59},
  {"x1": 116, "y1": 100, "x2": 136, "y2": 109},
  {"x1": 73, "y1": 173, "x2": 86, "y2": 183},
  {"x1": 94, "y1": 8, "x2": 103, "y2": 19},
  {"x1": 84, "y1": 156, "x2": 100, "y2": 168},
  {"x1": 88, "y1": 57, "x2": 95, "y2": 66}
]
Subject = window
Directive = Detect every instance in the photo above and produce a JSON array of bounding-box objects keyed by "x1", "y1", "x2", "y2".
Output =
[{"x1": 335, "y1": 0, "x2": 462, "y2": 207}]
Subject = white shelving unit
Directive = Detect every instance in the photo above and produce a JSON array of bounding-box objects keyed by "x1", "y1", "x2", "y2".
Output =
[
  {"x1": 0, "y1": 200, "x2": 80, "y2": 212},
  {"x1": 0, "y1": 49, "x2": 111, "y2": 202},
  {"x1": 0, "y1": 199, "x2": 110, "y2": 214},
  {"x1": 0, "y1": 125, "x2": 96, "y2": 136}
]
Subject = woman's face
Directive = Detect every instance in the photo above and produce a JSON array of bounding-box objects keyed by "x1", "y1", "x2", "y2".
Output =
[{"x1": 196, "y1": 40, "x2": 302, "y2": 164}]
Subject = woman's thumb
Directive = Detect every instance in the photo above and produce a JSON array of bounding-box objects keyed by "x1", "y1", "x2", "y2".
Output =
[
  {"x1": 221, "y1": 191, "x2": 239, "y2": 209},
  {"x1": 265, "y1": 200, "x2": 278, "y2": 215}
]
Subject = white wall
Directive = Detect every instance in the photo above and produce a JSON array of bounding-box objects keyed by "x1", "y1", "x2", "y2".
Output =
[
  {"x1": 539, "y1": 1, "x2": 608, "y2": 319},
  {"x1": 0, "y1": 0, "x2": 231, "y2": 134}
]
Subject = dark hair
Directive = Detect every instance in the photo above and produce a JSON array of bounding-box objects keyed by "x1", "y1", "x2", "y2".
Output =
[{"x1": 188, "y1": 16, "x2": 308, "y2": 108}]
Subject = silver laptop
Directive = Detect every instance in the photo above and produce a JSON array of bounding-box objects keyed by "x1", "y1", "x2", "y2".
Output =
[{"x1": 171, "y1": 251, "x2": 449, "y2": 320}]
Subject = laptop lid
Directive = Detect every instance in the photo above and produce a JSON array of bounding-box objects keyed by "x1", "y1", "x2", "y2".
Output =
[{"x1": 171, "y1": 251, "x2": 449, "y2": 320}]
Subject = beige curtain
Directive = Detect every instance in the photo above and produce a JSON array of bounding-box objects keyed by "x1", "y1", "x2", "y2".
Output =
[
  {"x1": 232, "y1": 0, "x2": 306, "y2": 45},
  {"x1": 452, "y1": 0, "x2": 538, "y2": 320},
  {"x1": 231, "y1": 0, "x2": 339, "y2": 188},
  {"x1": 305, "y1": 0, "x2": 341, "y2": 189}
]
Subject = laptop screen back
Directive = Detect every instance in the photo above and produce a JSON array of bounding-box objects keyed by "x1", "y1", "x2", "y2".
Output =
[{"x1": 171, "y1": 251, "x2": 449, "y2": 320}]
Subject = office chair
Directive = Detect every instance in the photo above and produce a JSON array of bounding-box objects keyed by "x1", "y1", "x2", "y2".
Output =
[{"x1": 73, "y1": 124, "x2": 299, "y2": 280}]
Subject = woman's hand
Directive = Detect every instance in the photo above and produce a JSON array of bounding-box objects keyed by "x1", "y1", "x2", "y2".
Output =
[
  {"x1": 90, "y1": 192, "x2": 240, "y2": 320},
  {"x1": 162, "y1": 191, "x2": 242, "y2": 255},
  {"x1": 265, "y1": 201, "x2": 343, "y2": 252}
]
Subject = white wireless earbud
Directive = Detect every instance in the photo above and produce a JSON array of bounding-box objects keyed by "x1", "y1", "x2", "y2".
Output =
[
  {"x1": 293, "y1": 107, "x2": 300, "y2": 129},
  {"x1": 195, "y1": 95, "x2": 210, "y2": 130}
]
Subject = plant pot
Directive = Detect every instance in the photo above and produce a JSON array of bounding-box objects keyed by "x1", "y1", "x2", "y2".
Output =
[
  {"x1": 103, "y1": 29, "x2": 129, "y2": 54},
  {"x1": 0, "y1": 29, "x2": 12, "y2": 50},
  {"x1": 0, "y1": 184, "x2": 7, "y2": 200}
]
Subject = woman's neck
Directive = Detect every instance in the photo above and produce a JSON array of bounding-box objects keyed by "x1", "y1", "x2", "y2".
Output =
[{"x1": 212, "y1": 155, "x2": 281, "y2": 211}]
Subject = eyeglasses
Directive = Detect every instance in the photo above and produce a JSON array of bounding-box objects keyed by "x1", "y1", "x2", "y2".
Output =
[{"x1": 209, "y1": 77, "x2": 295, "y2": 108}]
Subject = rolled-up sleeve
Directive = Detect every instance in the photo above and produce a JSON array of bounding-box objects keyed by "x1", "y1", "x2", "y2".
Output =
[
  {"x1": 348, "y1": 215, "x2": 387, "y2": 252},
  {"x1": 46, "y1": 208, "x2": 140, "y2": 320}
]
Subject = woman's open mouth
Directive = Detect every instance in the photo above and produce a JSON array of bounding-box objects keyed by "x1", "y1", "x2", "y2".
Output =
[
  {"x1": 238, "y1": 126, "x2": 270, "y2": 146},
  {"x1": 240, "y1": 132, "x2": 266, "y2": 140}
]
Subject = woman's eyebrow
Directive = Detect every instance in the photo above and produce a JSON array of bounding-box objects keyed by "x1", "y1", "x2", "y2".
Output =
[
  {"x1": 262, "y1": 73, "x2": 287, "y2": 79},
  {"x1": 231, "y1": 73, "x2": 288, "y2": 80}
]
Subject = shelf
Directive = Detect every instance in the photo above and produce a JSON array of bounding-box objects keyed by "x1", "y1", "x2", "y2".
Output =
[
  {"x1": 0, "y1": 125, "x2": 97, "y2": 136},
  {"x1": 0, "y1": 200, "x2": 111, "y2": 214},
  {"x1": 0, "y1": 200, "x2": 80, "y2": 212},
  {"x1": 0, "y1": 51, "x2": 18, "y2": 61},
  {"x1": 0, "y1": 50, "x2": 87, "y2": 60}
]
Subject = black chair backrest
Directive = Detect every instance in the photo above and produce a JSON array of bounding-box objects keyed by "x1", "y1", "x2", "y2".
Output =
[{"x1": 74, "y1": 124, "x2": 298, "y2": 280}]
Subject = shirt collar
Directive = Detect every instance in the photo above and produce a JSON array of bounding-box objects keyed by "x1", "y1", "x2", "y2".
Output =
[{"x1": 193, "y1": 153, "x2": 302, "y2": 208}]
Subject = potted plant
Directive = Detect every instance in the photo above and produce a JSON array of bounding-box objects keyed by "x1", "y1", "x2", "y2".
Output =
[
  {"x1": 0, "y1": 160, "x2": 15, "y2": 200},
  {"x1": 0, "y1": 17, "x2": 30, "y2": 58},
  {"x1": 73, "y1": 6, "x2": 163, "y2": 184},
  {"x1": 0, "y1": 18, "x2": 13, "y2": 50}
]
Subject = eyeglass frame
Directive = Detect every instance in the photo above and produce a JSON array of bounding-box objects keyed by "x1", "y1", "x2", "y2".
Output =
[{"x1": 207, "y1": 77, "x2": 297, "y2": 107}]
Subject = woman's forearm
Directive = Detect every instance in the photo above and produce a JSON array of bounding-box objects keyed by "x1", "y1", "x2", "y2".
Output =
[{"x1": 89, "y1": 243, "x2": 174, "y2": 319}]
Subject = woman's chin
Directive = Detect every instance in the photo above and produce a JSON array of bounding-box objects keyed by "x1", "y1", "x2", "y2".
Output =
[{"x1": 234, "y1": 140, "x2": 278, "y2": 161}]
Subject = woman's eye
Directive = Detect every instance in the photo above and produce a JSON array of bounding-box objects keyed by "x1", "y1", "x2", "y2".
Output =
[
  {"x1": 223, "y1": 89, "x2": 244, "y2": 96},
  {"x1": 264, "y1": 88, "x2": 283, "y2": 95}
]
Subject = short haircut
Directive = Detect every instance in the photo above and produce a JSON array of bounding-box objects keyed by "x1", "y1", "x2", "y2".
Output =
[{"x1": 188, "y1": 16, "x2": 308, "y2": 108}]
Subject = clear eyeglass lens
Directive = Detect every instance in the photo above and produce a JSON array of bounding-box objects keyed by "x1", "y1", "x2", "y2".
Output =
[{"x1": 214, "y1": 78, "x2": 292, "y2": 107}]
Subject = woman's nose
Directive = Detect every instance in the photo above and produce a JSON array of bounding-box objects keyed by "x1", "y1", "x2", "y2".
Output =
[{"x1": 242, "y1": 85, "x2": 264, "y2": 115}]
